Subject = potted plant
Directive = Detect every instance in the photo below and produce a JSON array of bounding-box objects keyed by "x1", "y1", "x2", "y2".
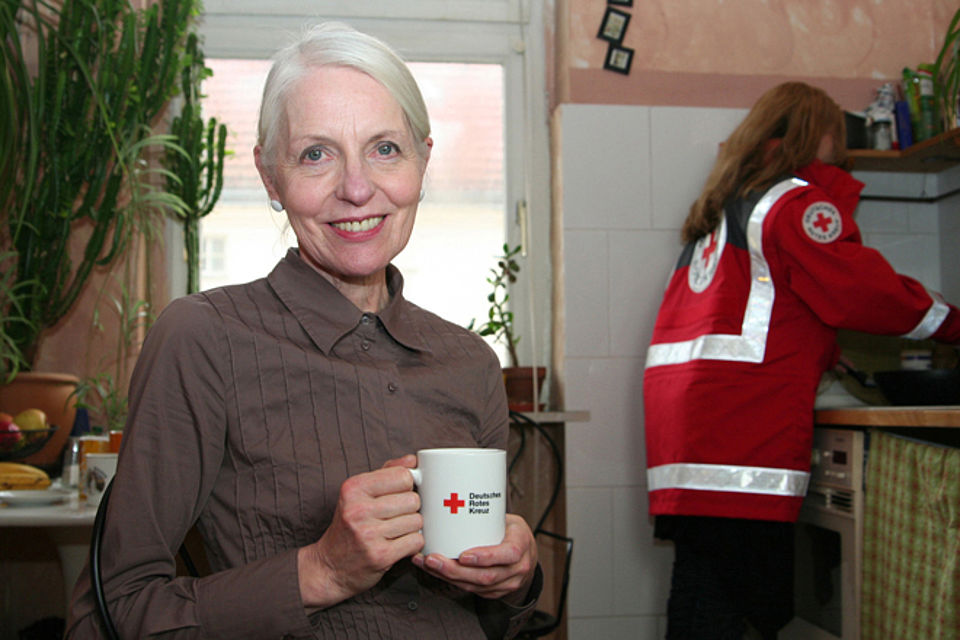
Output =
[
  {"x1": 469, "y1": 243, "x2": 546, "y2": 411},
  {"x1": 0, "y1": 0, "x2": 200, "y2": 467}
]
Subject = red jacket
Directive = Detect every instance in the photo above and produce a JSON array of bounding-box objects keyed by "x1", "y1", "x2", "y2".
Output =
[{"x1": 643, "y1": 161, "x2": 960, "y2": 522}]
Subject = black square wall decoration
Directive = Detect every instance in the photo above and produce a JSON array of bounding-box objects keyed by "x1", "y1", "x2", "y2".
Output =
[
  {"x1": 604, "y1": 44, "x2": 634, "y2": 75},
  {"x1": 597, "y1": 7, "x2": 630, "y2": 44}
]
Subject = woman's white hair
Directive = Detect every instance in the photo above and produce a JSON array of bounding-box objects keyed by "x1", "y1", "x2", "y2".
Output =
[{"x1": 257, "y1": 22, "x2": 431, "y2": 172}]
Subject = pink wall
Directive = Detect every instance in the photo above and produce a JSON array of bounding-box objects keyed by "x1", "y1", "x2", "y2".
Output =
[{"x1": 559, "y1": 0, "x2": 958, "y2": 111}]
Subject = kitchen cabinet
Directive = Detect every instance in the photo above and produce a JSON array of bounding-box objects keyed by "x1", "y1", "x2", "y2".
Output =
[
  {"x1": 808, "y1": 407, "x2": 960, "y2": 640},
  {"x1": 812, "y1": 407, "x2": 960, "y2": 640}
]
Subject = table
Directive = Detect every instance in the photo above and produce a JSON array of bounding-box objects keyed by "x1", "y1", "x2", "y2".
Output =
[{"x1": 0, "y1": 491, "x2": 96, "y2": 615}]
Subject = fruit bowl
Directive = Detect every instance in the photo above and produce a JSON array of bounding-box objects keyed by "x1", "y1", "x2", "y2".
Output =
[{"x1": 0, "y1": 426, "x2": 59, "y2": 461}]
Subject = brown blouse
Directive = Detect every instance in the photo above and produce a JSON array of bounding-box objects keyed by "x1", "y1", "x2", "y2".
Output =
[{"x1": 66, "y1": 249, "x2": 538, "y2": 639}]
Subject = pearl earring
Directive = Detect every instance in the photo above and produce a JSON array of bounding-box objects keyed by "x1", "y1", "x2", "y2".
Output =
[
  {"x1": 270, "y1": 199, "x2": 283, "y2": 212},
  {"x1": 419, "y1": 190, "x2": 425, "y2": 202}
]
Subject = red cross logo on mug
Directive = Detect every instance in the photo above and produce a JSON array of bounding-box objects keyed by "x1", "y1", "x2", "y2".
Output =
[{"x1": 443, "y1": 492, "x2": 465, "y2": 514}]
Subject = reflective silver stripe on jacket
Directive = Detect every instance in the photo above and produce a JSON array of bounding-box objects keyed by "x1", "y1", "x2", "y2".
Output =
[
  {"x1": 902, "y1": 295, "x2": 950, "y2": 340},
  {"x1": 646, "y1": 178, "x2": 808, "y2": 368},
  {"x1": 647, "y1": 462, "x2": 810, "y2": 497}
]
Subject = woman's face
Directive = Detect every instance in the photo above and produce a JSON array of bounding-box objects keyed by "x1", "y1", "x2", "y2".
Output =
[{"x1": 256, "y1": 65, "x2": 430, "y2": 285}]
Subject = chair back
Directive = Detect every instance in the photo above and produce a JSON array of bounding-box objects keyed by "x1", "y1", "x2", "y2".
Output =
[
  {"x1": 517, "y1": 528, "x2": 574, "y2": 639},
  {"x1": 90, "y1": 477, "x2": 202, "y2": 639}
]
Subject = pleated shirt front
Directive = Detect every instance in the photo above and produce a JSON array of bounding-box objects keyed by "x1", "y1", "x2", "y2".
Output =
[{"x1": 66, "y1": 249, "x2": 527, "y2": 639}]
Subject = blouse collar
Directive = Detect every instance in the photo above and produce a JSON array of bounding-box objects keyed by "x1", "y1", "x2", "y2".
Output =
[{"x1": 267, "y1": 248, "x2": 431, "y2": 355}]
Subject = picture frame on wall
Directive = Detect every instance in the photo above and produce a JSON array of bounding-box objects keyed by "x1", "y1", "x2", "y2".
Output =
[
  {"x1": 608, "y1": 0, "x2": 634, "y2": 6},
  {"x1": 604, "y1": 44, "x2": 634, "y2": 75},
  {"x1": 597, "y1": 7, "x2": 630, "y2": 43}
]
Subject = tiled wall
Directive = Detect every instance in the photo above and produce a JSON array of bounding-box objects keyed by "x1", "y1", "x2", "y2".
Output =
[{"x1": 556, "y1": 102, "x2": 958, "y2": 638}]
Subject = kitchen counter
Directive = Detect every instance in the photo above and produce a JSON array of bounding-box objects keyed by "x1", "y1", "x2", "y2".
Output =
[{"x1": 815, "y1": 405, "x2": 960, "y2": 428}]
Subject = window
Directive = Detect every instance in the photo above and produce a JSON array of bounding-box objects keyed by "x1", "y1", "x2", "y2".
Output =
[
  {"x1": 192, "y1": 1, "x2": 549, "y2": 366},
  {"x1": 200, "y1": 235, "x2": 227, "y2": 276},
  {"x1": 197, "y1": 59, "x2": 288, "y2": 290}
]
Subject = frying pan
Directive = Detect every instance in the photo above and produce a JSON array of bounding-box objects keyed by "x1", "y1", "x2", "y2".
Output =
[
  {"x1": 871, "y1": 369, "x2": 960, "y2": 406},
  {"x1": 836, "y1": 360, "x2": 960, "y2": 406}
]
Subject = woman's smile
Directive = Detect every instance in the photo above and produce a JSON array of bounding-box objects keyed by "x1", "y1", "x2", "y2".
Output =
[{"x1": 330, "y1": 215, "x2": 386, "y2": 235}]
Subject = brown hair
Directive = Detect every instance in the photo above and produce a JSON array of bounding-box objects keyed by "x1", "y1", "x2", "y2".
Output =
[{"x1": 681, "y1": 82, "x2": 847, "y2": 244}]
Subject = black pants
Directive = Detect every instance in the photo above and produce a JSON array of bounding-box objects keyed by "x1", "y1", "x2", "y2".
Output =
[{"x1": 656, "y1": 515, "x2": 794, "y2": 640}]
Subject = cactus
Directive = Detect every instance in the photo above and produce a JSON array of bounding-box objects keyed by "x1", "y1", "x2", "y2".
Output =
[{"x1": 164, "y1": 31, "x2": 228, "y2": 294}]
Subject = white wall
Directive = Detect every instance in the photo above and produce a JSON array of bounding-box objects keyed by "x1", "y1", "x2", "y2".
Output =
[
  {"x1": 555, "y1": 103, "x2": 957, "y2": 638},
  {"x1": 940, "y1": 190, "x2": 960, "y2": 303}
]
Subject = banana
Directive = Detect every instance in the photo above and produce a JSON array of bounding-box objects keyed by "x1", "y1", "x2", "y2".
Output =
[{"x1": 0, "y1": 461, "x2": 52, "y2": 490}]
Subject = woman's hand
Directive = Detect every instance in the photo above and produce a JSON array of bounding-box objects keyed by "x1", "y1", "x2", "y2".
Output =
[
  {"x1": 411, "y1": 513, "x2": 538, "y2": 603},
  {"x1": 298, "y1": 455, "x2": 423, "y2": 609}
]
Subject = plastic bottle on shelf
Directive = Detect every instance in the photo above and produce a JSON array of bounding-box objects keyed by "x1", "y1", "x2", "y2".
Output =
[
  {"x1": 916, "y1": 64, "x2": 939, "y2": 138},
  {"x1": 903, "y1": 66, "x2": 938, "y2": 142},
  {"x1": 894, "y1": 100, "x2": 914, "y2": 149}
]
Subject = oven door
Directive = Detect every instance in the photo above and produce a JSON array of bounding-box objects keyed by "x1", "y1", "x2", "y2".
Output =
[
  {"x1": 783, "y1": 427, "x2": 864, "y2": 640},
  {"x1": 782, "y1": 506, "x2": 858, "y2": 639}
]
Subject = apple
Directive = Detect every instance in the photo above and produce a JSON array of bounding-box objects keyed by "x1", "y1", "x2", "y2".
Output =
[
  {"x1": 0, "y1": 413, "x2": 22, "y2": 451},
  {"x1": 12, "y1": 408, "x2": 48, "y2": 443}
]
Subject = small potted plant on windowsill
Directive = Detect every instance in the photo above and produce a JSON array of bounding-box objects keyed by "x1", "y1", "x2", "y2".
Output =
[{"x1": 468, "y1": 244, "x2": 546, "y2": 412}]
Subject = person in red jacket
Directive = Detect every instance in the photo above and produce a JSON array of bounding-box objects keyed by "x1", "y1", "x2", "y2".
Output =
[{"x1": 643, "y1": 82, "x2": 960, "y2": 639}]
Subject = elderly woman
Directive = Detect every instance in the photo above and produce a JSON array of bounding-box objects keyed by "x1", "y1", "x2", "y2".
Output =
[{"x1": 66, "y1": 22, "x2": 540, "y2": 639}]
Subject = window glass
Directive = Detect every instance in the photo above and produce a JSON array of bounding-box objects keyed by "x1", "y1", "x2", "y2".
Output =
[{"x1": 201, "y1": 59, "x2": 506, "y2": 339}]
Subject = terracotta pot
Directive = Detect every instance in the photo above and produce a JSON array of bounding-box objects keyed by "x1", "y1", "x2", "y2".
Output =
[
  {"x1": 503, "y1": 366, "x2": 547, "y2": 412},
  {"x1": 0, "y1": 372, "x2": 79, "y2": 471}
]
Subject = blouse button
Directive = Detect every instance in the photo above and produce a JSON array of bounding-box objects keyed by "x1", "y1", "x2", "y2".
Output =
[
  {"x1": 360, "y1": 314, "x2": 371, "y2": 325},
  {"x1": 407, "y1": 601, "x2": 418, "y2": 611},
  {"x1": 387, "y1": 382, "x2": 398, "y2": 393},
  {"x1": 361, "y1": 341, "x2": 371, "y2": 351}
]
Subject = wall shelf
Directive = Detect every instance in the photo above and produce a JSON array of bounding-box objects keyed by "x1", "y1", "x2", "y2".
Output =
[
  {"x1": 848, "y1": 127, "x2": 960, "y2": 173},
  {"x1": 514, "y1": 410, "x2": 590, "y2": 424}
]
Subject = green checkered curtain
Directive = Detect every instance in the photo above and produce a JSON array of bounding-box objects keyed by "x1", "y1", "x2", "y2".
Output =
[{"x1": 861, "y1": 430, "x2": 960, "y2": 640}]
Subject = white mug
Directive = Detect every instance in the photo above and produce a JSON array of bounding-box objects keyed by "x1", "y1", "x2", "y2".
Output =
[
  {"x1": 409, "y1": 448, "x2": 506, "y2": 558},
  {"x1": 84, "y1": 452, "x2": 118, "y2": 506}
]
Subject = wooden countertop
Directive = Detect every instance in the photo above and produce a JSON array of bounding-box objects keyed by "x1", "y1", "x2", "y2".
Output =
[{"x1": 815, "y1": 405, "x2": 960, "y2": 428}]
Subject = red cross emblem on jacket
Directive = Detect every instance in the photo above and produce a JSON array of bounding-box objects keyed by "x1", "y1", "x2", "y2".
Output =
[{"x1": 801, "y1": 201, "x2": 842, "y2": 243}]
